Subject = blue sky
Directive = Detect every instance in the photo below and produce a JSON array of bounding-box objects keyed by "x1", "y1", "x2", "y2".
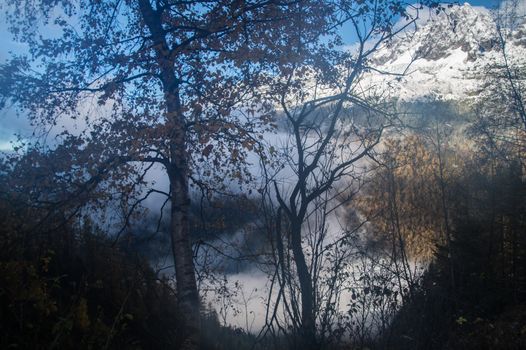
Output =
[{"x1": 468, "y1": 0, "x2": 503, "y2": 7}]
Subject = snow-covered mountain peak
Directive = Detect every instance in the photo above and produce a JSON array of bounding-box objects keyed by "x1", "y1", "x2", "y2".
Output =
[
  {"x1": 361, "y1": 3, "x2": 526, "y2": 101},
  {"x1": 374, "y1": 3, "x2": 496, "y2": 65}
]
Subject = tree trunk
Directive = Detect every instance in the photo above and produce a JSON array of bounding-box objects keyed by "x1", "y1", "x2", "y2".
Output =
[
  {"x1": 137, "y1": 1, "x2": 201, "y2": 348},
  {"x1": 167, "y1": 94, "x2": 201, "y2": 350},
  {"x1": 169, "y1": 161, "x2": 201, "y2": 350},
  {"x1": 290, "y1": 224, "x2": 318, "y2": 350}
]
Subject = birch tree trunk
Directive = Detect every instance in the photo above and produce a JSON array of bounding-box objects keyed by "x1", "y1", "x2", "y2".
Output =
[{"x1": 139, "y1": 1, "x2": 201, "y2": 348}]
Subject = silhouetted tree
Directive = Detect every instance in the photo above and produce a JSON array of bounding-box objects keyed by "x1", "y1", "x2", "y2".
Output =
[
  {"x1": 0, "y1": 1, "x2": 343, "y2": 348},
  {"x1": 256, "y1": 2, "x2": 440, "y2": 348}
]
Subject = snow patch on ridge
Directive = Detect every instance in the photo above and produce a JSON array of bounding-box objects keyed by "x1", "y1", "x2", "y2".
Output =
[{"x1": 359, "y1": 3, "x2": 526, "y2": 101}]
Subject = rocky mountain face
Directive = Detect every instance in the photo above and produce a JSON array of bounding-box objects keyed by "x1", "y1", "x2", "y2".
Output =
[{"x1": 363, "y1": 3, "x2": 526, "y2": 101}]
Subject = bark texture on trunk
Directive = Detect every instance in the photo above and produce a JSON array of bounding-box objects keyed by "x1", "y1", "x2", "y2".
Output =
[
  {"x1": 169, "y1": 164, "x2": 201, "y2": 350},
  {"x1": 166, "y1": 90, "x2": 201, "y2": 350}
]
